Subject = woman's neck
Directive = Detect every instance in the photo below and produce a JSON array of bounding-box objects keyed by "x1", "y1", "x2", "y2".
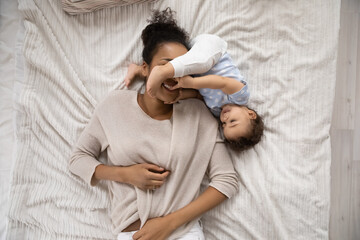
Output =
[{"x1": 137, "y1": 93, "x2": 173, "y2": 120}]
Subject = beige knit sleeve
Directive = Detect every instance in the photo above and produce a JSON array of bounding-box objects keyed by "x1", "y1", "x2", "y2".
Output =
[
  {"x1": 69, "y1": 112, "x2": 109, "y2": 186},
  {"x1": 207, "y1": 133, "x2": 239, "y2": 198}
]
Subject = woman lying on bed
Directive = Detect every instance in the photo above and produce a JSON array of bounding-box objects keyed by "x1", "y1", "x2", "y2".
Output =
[{"x1": 69, "y1": 8, "x2": 238, "y2": 240}]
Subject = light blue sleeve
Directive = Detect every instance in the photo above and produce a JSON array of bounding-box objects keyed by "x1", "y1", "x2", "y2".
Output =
[{"x1": 227, "y1": 84, "x2": 249, "y2": 105}]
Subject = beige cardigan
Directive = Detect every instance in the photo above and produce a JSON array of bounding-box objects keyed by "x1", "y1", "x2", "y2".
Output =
[{"x1": 69, "y1": 90, "x2": 238, "y2": 239}]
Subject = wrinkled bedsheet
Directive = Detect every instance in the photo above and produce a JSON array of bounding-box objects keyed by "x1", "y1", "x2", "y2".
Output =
[{"x1": 7, "y1": 0, "x2": 340, "y2": 239}]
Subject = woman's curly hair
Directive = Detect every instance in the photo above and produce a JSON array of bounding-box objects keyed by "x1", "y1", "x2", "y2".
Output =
[
  {"x1": 226, "y1": 108, "x2": 264, "y2": 152},
  {"x1": 141, "y1": 7, "x2": 190, "y2": 64}
]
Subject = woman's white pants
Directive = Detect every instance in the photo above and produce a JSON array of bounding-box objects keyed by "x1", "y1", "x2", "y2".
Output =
[{"x1": 117, "y1": 221, "x2": 205, "y2": 240}]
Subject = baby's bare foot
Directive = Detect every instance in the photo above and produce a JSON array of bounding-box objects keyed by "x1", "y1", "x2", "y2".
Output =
[{"x1": 147, "y1": 83, "x2": 161, "y2": 98}]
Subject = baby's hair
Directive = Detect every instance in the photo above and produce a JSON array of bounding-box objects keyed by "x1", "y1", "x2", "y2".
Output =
[
  {"x1": 226, "y1": 108, "x2": 264, "y2": 152},
  {"x1": 141, "y1": 7, "x2": 190, "y2": 65}
]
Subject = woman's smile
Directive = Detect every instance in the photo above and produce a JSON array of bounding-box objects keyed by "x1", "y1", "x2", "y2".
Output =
[{"x1": 162, "y1": 79, "x2": 178, "y2": 93}]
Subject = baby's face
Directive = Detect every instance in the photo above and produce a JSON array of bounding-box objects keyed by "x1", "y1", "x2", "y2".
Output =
[{"x1": 220, "y1": 104, "x2": 256, "y2": 141}]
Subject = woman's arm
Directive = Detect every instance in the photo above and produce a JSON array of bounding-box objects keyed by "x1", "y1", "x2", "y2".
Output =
[
  {"x1": 166, "y1": 187, "x2": 227, "y2": 229},
  {"x1": 133, "y1": 133, "x2": 239, "y2": 240},
  {"x1": 132, "y1": 187, "x2": 227, "y2": 240},
  {"x1": 124, "y1": 63, "x2": 145, "y2": 87},
  {"x1": 69, "y1": 112, "x2": 169, "y2": 190},
  {"x1": 93, "y1": 164, "x2": 170, "y2": 190}
]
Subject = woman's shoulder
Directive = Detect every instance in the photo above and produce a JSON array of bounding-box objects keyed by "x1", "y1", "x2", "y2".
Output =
[{"x1": 103, "y1": 89, "x2": 135, "y2": 100}]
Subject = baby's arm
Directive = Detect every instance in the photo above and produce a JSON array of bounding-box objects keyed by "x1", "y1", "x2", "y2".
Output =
[
  {"x1": 147, "y1": 34, "x2": 227, "y2": 97},
  {"x1": 171, "y1": 75, "x2": 244, "y2": 95}
]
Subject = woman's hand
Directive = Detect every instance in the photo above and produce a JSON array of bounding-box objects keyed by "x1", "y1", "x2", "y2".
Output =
[
  {"x1": 124, "y1": 63, "x2": 145, "y2": 87},
  {"x1": 164, "y1": 89, "x2": 182, "y2": 104},
  {"x1": 121, "y1": 164, "x2": 170, "y2": 191},
  {"x1": 133, "y1": 187, "x2": 228, "y2": 240},
  {"x1": 132, "y1": 217, "x2": 175, "y2": 240}
]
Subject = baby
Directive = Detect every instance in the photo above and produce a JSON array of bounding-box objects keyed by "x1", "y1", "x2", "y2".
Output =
[{"x1": 125, "y1": 34, "x2": 264, "y2": 151}]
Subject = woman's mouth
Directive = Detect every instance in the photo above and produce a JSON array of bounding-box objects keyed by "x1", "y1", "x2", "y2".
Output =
[
  {"x1": 162, "y1": 83, "x2": 173, "y2": 90},
  {"x1": 162, "y1": 79, "x2": 178, "y2": 93}
]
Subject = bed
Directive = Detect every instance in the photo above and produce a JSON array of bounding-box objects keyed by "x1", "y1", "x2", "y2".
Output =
[
  {"x1": 0, "y1": 0, "x2": 22, "y2": 238},
  {"x1": 1, "y1": 0, "x2": 340, "y2": 239}
]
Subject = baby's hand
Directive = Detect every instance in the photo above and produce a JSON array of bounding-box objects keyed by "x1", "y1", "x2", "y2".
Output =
[
  {"x1": 124, "y1": 63, "x2": 144, "y2": 87},
  {"x1": 170, "y1": 76, "x2": 194, "y2": 90}
]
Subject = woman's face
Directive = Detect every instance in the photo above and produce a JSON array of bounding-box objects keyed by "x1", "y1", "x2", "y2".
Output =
[{"x1": 145, "y1": 42, "x2": 188, "y2": 103}]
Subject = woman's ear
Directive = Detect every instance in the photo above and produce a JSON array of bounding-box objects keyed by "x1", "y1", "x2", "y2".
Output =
[{"x1": 142, "y1": 62, "x2": 149, "y2": 78}]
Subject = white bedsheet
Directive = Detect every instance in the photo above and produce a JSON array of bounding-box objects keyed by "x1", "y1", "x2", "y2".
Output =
[
  {"x1": 6, "y1": 0, "x2": 340, "y2": 239},
  {"x1": 0, "y1": 0, "x2": 23, "y2": 239}
]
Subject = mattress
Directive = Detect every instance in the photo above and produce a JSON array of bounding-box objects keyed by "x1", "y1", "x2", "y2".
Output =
[{"x1": 5, "y1": 0, "x2": 340, "y2": 239}]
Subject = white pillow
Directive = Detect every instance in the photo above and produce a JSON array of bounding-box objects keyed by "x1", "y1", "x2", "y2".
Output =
[{"x1": 62, "y1": 0, "x2": 156, "y2": 15}]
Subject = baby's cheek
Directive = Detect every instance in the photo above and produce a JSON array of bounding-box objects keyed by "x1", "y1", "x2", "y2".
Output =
[{"x1": 223, "y1": 128, "x2": 230, "y2": 139}]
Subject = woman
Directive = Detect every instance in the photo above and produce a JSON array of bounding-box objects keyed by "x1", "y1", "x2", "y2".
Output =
[{"x1": 69, "y1": 8, "x2": 238, "y2": 240}]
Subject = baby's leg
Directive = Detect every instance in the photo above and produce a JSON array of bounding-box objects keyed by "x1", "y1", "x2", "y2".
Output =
[
  {"x1": 146, "y1": 67, "x2": 164, "y2": 98},
  {"x1": 146, "y1": 64, "x2": 174, "y2": 98}
]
